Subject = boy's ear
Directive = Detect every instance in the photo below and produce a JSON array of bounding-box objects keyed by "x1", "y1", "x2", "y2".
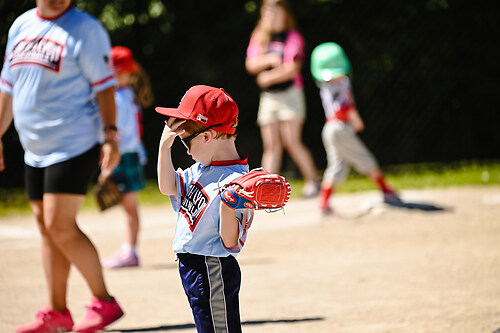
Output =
[{"x1": 204, "y1": 130, "x2": 215, "y2": 143}]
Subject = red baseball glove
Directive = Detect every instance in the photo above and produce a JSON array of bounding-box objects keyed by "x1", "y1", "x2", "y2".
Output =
[{"x1": 219, "y1": 169, "x2": 291, "y2": 211}]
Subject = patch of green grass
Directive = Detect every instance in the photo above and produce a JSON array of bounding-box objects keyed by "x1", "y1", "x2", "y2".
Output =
[
  {"x1": 286, "y1": 160, "x2": 500, "y2": 196},
  {"x1": 2, "y1": 160, "x2": 499, "y2": 217},
  {"x1": 0, "y1": 188, "x2": 31, "y2": 216},
  {"x1": 0, "y1": 182, "x2": 171, "y2": 216}
]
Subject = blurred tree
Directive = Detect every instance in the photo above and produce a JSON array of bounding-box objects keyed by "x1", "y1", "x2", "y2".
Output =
[{"x1": 0, "y1": 0, "x2": 499, "y2": 187}]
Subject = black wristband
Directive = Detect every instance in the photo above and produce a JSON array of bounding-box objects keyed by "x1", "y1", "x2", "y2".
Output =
[{"x1": 104, "y1": 125, "x2": 118, "y2": 132}]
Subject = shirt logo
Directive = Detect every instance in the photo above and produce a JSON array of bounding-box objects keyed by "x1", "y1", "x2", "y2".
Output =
[
  {"x1": 223, "y1": 191, "x2": 236, "y2": 203},
  {"x1": 10, "y1": 37, "x2": 64, "y2": 72},
  {"x1": 180, "y1": 182, "x2": 209, "y2": 231}
]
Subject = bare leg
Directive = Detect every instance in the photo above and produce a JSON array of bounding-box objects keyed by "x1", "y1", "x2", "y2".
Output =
[
  {"x1": 100, "y1": 192, "x2": 141, "y2": 269},
  {"x1": 43, "y1": 193, "x2": 111, "y2": 302},
  {"x1": 121, "y1": 192, "x2": 140, "y2": 247},
  {"x1": 279, "y1": 119, "x2": 319, "y2": 183},
  {"x1": 259, "y1": 122, "x2": 283, "y2": 173},
  {"x1": 30, "y1": 200, "x2": 71, "y2": 312}
]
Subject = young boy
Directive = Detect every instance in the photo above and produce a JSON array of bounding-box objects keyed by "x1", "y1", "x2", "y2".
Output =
[
  {"x1": 310, "y1": 42, "x2": 402, "y2": 215},
  {"x1": 156, "y1": 85, "x2": 253, "y2": 332}
]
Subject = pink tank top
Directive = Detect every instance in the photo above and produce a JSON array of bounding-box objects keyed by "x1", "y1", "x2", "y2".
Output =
[{"x1": 247, "y1": 30, "x2": 304, "y2": 90}]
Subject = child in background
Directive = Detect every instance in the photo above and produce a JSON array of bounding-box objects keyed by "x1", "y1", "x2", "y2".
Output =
[
  {"x1": 245, "y1": 0, "x2": 320, "y2": 198},
  {"x1": 100, "y1": 46, "x2": 154, "y2": 268},
  {"x1": 156, "y1": 85, "x2": 253, "y2": 332},
  {"x1": 310, "y1": 42, "x2": 401, "y2": 215}
]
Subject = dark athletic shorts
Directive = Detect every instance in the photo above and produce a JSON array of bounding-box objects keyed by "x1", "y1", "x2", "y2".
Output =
[
  {"x1": 25, "y1": 144, "x2": 100, "y2": 201},
  {"x1": 110, "y1": 152, "x2": 145, "y2": 193}
]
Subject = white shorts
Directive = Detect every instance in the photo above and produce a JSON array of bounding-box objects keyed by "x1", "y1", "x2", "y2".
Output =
[
  {"x1": 321, "y1": 120, "x2": 378, "y2": 183},
  {"x1": 257, "y1": 86, "x2": 306, "y2": 126}
]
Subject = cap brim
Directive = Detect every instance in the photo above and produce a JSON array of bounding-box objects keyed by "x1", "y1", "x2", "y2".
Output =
[
  {"x1": 312, "y1": 68, "x2": 346, "y2": 82},
  {"x1": 155, "y1": 107, "x2": 188, "y2": 120},
  {"x1": 114, "y1": 61, "x2": 139, "y2": 74},
  {"x1": 321, "y1": 69, "x2": 346, "y2": 81},
  {"x1": 125, "y1": 62, "x2": 139, "y2": 73}
]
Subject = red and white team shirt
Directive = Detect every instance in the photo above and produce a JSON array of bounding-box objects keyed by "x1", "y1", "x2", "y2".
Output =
[{"x1": 170, "y1": 157, "x2": 254, "y2": 257}]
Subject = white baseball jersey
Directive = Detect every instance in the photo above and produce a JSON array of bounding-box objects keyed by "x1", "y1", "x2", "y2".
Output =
[
  {"x1": 170, "y1": 157, "x2": 253, "y2": 257},
  {"x1": 115, "y1": 86, "x2": 146, "y2": 164},
  {"x1": 0, "y1": 7, "x2": 116, "y2": 167},
  {"x1": 319, "y1": 76, "x2": 355, "y2": 122}
]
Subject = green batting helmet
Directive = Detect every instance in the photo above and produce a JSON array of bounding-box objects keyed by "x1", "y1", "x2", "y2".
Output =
[{"x1": 311, "y1": 42, "x2": 351, "y2": 82}]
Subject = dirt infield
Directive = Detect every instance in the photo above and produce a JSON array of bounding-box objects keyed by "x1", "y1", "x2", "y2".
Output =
[{"x1": 1, "y1": 185, "x2": 500, "y2": 333}]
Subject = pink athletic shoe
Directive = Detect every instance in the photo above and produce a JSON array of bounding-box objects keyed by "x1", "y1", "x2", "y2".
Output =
[
  {"x1": 16, "y1": 307, "x2": 73, "y2": 333},
  {"x1": 101, "y1": 251, "x2": 139, "y2": 269},
  {"x1": 72, "y1": 297, "x2": 124, "y2": 333}
]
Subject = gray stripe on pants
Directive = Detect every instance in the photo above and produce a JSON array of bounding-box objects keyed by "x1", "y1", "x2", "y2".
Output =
[{"x1": 205, "y1": 256, "x2": 228, "y2": 333}]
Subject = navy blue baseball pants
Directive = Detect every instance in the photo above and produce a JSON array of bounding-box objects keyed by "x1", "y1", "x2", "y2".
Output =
[{"x1": 177, "y1": 253, "x2": 242, "y2": 333}]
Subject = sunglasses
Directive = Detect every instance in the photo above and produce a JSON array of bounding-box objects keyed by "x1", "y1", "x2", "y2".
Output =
[{"x1": 179, "y1": 123, "x2": 222, "y2": 150}]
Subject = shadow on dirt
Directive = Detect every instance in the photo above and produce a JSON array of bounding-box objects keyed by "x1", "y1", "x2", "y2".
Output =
[
  {"x1": 385, "y1": 198, "x2": 451, "y2": 212},
  {"x1": 106, "y1": 323, "x2": 195, "y2": 332},
  {"x1": 242, "y1": 316, "x2": 324, "y2": 326},
  {"x1": 107, "y1": 316, "x2": 324, "y2": 331}
]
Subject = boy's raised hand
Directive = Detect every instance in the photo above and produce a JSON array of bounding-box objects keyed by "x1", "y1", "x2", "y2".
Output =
[{"x1": 160, "y1": 118, "x2": 185, "y2": 149}]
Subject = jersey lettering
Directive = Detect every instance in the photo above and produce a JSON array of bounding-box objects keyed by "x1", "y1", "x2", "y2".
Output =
[
  {"x1": 180, "y1": 182, "x2": 209, "y2": 231},
  {"x1": 10, "y1": 37, "x2": 64, "y2": 72}
]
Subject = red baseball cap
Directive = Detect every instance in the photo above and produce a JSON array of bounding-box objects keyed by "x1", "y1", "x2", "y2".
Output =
[
  {"x1": 155, "y1": 85, "x2": 239, "y2": 134},
  {"x1": 111, "y1": 46, "x2": 139, "y2": 73}
]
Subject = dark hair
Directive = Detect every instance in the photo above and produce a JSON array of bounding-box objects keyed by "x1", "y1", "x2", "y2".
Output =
[
  {"x1": 250, "y1": 0, "x2": 298, "y2": 50},
  {"x1": 176, "y1": 119, "x2": 237, "y2": 140},
  {"x1": 128, "y1": 63, "x2": 154, "y2": 108}
]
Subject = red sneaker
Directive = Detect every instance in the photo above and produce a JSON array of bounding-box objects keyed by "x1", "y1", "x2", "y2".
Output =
[
  {"x1": 16, "y1": 307, "x2": 73, "y2": 333},
  {"x1": 72, "y1": 297, "x2": 124, "y2": 333}
]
